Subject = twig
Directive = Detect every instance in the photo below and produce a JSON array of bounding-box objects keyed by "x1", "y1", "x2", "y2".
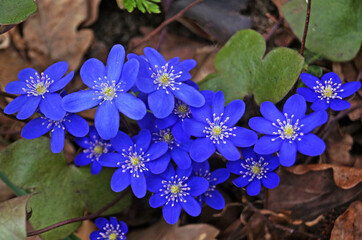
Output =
[
  {"x1": 130, "y1": 0, "x2": 203, "y2": 51},
  {"x1": 264, "y1": 18, "x2": 284, "y2": 41},
  {"x1": 0, "y1": 90, "x2": 17, "y2": 99},
  {"x1": 27, "y1": 189, "x2": 130, "y2": 237}
]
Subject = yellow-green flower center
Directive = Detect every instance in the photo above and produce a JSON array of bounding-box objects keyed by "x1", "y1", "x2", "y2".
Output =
[
  {"x1": 163, "y1": 133, "x2": 172, "y2": 142},
  {"x1": 283, "y1": 124, "x2": 294, "y2": 137},
  {"x1": 323, "y1": 86, "x2": 333, "y2": 97},
  {"x1": 251, "y1": 165, "x2": 260, "y2": 174},
  {"x1": 212, "y1": 126, "x2": 222, "y2": 136},
  {"x1": 170, "y1": 185, "x2": 180, "y2": 194},
  {"x1": 35, "y1": 83, "x2": 46, "y2": 94},
  {"x1": 103, "y1": 87, "x2": 115, "y2": 98},
  {"x1": 131, "y1": 156, "x2": 140, "y2": 166},
  {"x1": 177, "y1": 104, "x2": 187, "y2": 113},
  {"x1": 108, "y1": 233, "x2": 118, "y2": 240},
  {"x1": 160, "y1": 73, "x2": 169, "y2": 85},
  {"x1": 93, "y1": 145, "x2": 103, "y2": 154}
]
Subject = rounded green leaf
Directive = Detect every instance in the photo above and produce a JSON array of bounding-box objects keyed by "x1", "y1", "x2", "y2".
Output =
[{"x1": 0, "y1": 0, "x2": 37, "y2": 24}]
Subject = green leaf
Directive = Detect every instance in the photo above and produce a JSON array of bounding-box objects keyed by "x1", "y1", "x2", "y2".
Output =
[
  {"x1": 0, "y1": 0, "x2": 37, "y2": 24},
  {"x1": 0, "y1": 195, "x2": 32, "y2": 240},
  {"x1": 118, "y1": 0, "x2": 161, "y2": 14},
  {"x1": 283, "y1": 0, "x2": 362, "y2": 62},
  {"x1": 199, "y1": 29, "x2": 304, "y2": 105},
  {"x1": 0, "y1": 138, "x2": 130, "y2": 240}
]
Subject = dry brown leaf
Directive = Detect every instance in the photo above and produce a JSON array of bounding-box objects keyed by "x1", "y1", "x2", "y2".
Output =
[
  {"x1": 287, "y1": 164, "x2": 362, "y2": 190},
  {"x1": 348, "y1": 100, "x2": 362, "y2": 121},
  {"x1": 75, "y1": 220, "x2": 97, "y2": 240},
  {"x1": 325, "y1": 126, "x2": 355, "y2": 166},
  {"x1": 330, "y1": 201, "x2": 362, "y2": 240},
  {"x1": 82, "y1": 0, "x2": 102, "y2": 27},
  {"x1": 22, "y1": 0, "x2": 94, "y2": 71},
  {"x1": 271, "y1": 0, "x2": 289, "y2": 17}
]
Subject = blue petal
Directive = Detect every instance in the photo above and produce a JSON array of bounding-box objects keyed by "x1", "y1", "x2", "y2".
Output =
[
  {"x1": 63, "y1": 114, "x2": 89, "y2": 137},
  {"x1": 179, "y1": 59, "x2": 197, "y2": 71},
  {"x1": 190, "y1": 137, "x2": 215, "y2": 162},
  {"x1": 300, "y1": 73, "x2": 319, "y2": 88},
  {"x1": 297, "y1": 87, "x2": 318, "y2": 102},
  {"x1": 74, "y1": 152, "x2": 91, "y2": 166},
  {"x1": 136, "y1": 77, "x2": 157, "y2": 93},
  {"x1": 44, "y1": 61, "x2": 68, "y2": 81},
  {"x1": 130, "y1": 172, "x2": 147, "y2": 198},
  {"x1": 246, "y1": 179, "x2": 261, "y2": 196},
  {"x1": 210, "y1": 168, "x2": 230, "y2": 184},
  {"x1": 106, "y1": 44, "x2": 125, "y2": 82},
  {"x1": 148, "y1": 90, "x2": 174, "y2": 118},
  {"x1": 233, "y1": 176, "x2": 251, "y2": 187},
  {"x1": 135, "y1": 129, "x2": 151, "y2": 151},
  {"x1": 229, "y1": 127, "x2": 258, "y2": 147},
  {"x1": 339, "y1": 81, "x2": 361, "y2": 98},
  {"x1": 283, "y1": 94, "x2": 306, "y2": 120},
  {"x1": 204, "y1": 190, "x2": 225, "y2": 210},
  {"x1": 48, "y1": 71, "x2": 74, "y2": 92},
  {"x1": 240, "y1": 147, "x2": 257, "y2": 160},
  {"x1": 111, "y1": 168, "x2": 130, "y2": 192},
  {"x1": 94, "y1": 217, "x2": 109, "y2": 229},
  {"x1": 201, "y1": 90, "x2": 215, "y2": 105},
  {"x1": 149, "y1": 153, "x2": 170, "y2": 174},
  {"x1": 192, "y1": 161, "x2": 210, "y2": 173},
  {"x1": 17, "y1": 96, "x2": 41, "y2": 119},
  {"x1": 109, "y1": 217, "x2": 119, "y2": 229},
  {"x1": 261, "y1": 172, "x2": 280, "y2": 189},
  {"x1": 172, "y1": 121, "x2": 190, "y2": 143},
  {"x1": 147, "y1": 142, "x2": 169, "y2": 160},
  {"x1": 163, "y1": 202, "x2": 181, "y2": 224},
  {"x1": 329, "y1": 99, "x2": 351, "y2": 111},
  {"x1": 89, "y1": 231, "x2": 101, "y2": 240},
  {"x1": 184, "y1": 80, "x2": 199, "y2": 90},
  {"x1": 216, "y1": 139, "x2": 240, "y2": 161},
  {"x1": 187, "y1": 177, "x2": 209, "y2": 196},
  {"x1": 168, "y1": 57, "x2": 180, "y2": 65},
  {"x1": 91, "y1": 161, "x2": 102, "y2": 175},
  {"x1": 88, "y1": 126, "x2": 100, "y2": 140},
  {"x1": 311, "y1": 98, "x2": 329, "y2": 111},
  {"x1": 4, "y1": 95, "x2": 28, "y2": 114},
  {"x1": 17, "y1": 68, "x2": 38, "y2": 82},
  {"x1": 254, "y1": 136, "x2": 282, "y2": 155},
  {"x1": 212, "y1": 91, "x2": 225, "y2": 116},
  {"x1": 137, "y1": 112, "x2": 157, "y2": 131},
  {"x1": 300, "y1": 110, "x2": 328, "y2": 133},
  {"x1": 171, "y1": 147, "x2": 191, "y2": 169},
  {"x1": 21, "y1": 117, "x2": 51, "y2": 139},
  {"x1": 114, "y1": 92, "x2": 146, "y2": 120},
  {"x1": 279, "y1": 140, "x2": 297, "y2": 167},
  {"x1": 4, "y1": 81, "x2": 27, "y2": 94},
  {"x1": 156, "y1": 114, "x2": 178, "y2": 129},
  {"x1": 110, "y1": 131, "x2": 133, "y2": 152},
  {"x1": 265, "y1": 156, "x2": 279, "y2": 171},
  {"x1": 149, "y1": 193, "x2": 167, "y2": 208},
  {"x1": 51, "y1": 126, "x2": 65, "y2": 153},
  {"x1": 172, "y1": 83, "x2": 205, "y2": 108},
  {"x1": 39, "y1": 93, "x2": 66, "y2": 120},
  {"x1": 95, "y1": 101, "x2": 119, "y2": 140},
  {"x1": 80, "y1": 58, "x2": 106, "y2": 88},
  {"x1": 182, "y1": 119, "x2": 207, "y2": 137},
  {"x1": 226, "y1": 160, "x2": 245, "y2": 175},
  {"x1": 98, "y1": 153, "x2": 123, "y2": 167},
  {"x1": 176, "y1": 166, "x2": 192, "y2": 178},
  {"x1": 144, "y1": 47, "x2": 167, "y2": 69},
  {"x1": 322, "y1": 72, "x2": 341, "y2": 85},
  {"x1": 147, "y1": 175, "x2": 163, "y2": 192},
  {"x1": 119, "y1": 58, "x2": 139, "y2": 92},
  {"x1": 190, "y1": 104, "x2": 212, "y2": 125},
  {"x1": 62, "y1": 90, "x2": 101, "y2": 112},
  {"x1": 180, "y1": 195, "x2": 202, "y2": 217},
  {"x1": 297, "y1": 133, "x2": 325, "y2": 156},
  {"x1": 260, "y1": 101, "x2": 284, "y2": 122},
  {"x1": 119, "y1": 221, "x2": 128, "y2": 233},
  {"x1": 222, "y1": 100, "x2": 245, "y2": 127}
]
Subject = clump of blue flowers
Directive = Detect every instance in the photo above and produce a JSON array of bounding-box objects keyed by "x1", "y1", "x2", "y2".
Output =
[{"x1": 90, "y1": 217, "x2": 127, "y2": 240}]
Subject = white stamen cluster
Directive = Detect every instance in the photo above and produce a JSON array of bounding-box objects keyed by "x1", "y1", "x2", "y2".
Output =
[
  {"x1": 160, "y1": 175, "x2": 190, "y2": 207},
  {"x1": 153, "y1": 128, "x2": 179, "y2": 150},
  {"x1": 194, "y1": 169, "x2": 217, "y2": 198},
  {"x1": 93, "y1": 76, "x2": 123, "y2": 102},
  {"x1": 272, "y1": 113, "x2": 304, "y2": 143},
  {"x1": 41, "y1": 114, "x2": 70, "y2": 132},
  {"x1": 118, "y1": 144, "x2": 150, "y2": 178},
  {"x1": 173, "y1": 100, "x2": 191, "y2": 120},
  {"x1": 23, "y1": 72, "x2": 54, "y2": 97},
  {"x1": 240, "y1": 156, "x2": 269, "y2": 182},
  {"x1": 204, "y1": 113, "x2": 236, "y2": 144},
  {"x1": 83, "y1": 136, "x2": 111, "y2": 162},
  {"x1": 150, "y1": 63, "x2": 182, "y2": 94},
  {"x1": 98, "y1": 223, "x2": 125, "y2": 240},
  {"x1": 313, "y1": 78, "x2": 343, "y2": 103}
]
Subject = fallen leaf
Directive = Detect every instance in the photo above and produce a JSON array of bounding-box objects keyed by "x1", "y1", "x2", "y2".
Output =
[
  {"x1": 271, "y1": 0, "x2": 288, "y2": 17},
  {"x1": 348, "y1": 100, "x2": 362, "y2": 121},
  {"x1": 330, "y1": 201, "x2": 362, "y2": 240},
  {"x1": 75, "y1": 220, "x2": 97, "y2": 240}
]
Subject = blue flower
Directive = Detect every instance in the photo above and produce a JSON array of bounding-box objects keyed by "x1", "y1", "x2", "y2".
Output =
[
  {"x1": 21, "y1": 113, "x2": 89, "y2": 153},
  {"x1": 192, "y1": 161, "x2": 229, "y2": 210},
  {"x1": 90, "y1": 217, "x2": 127, "y2": 240},
  {"x1": 227, "y1": 147, "x2": 280, "y2": 196},
  {"x1": 4, "y1": 62, "x2": 73, "y2": 120},
  {"x1": 297, "y1": 72, "x2": 361, "y2": 111},
  {"x1": 183, "y1": 91, "x2": 258, "y2": 162},
  {"x1": 249, "y1": 94, "x2": 328, "y2": 167},
  {"x1": 147, "y1": 166, "x2": 209, "y2": 224},
  {"x1": 99, "y1": 129, "x2": 168, "y2": 198},
  {"x1": 134, "y1": 47, "x2": 205, "y2": 118},
  {"x1": 74, "y1": 126, "x2": 113, "y2": 175},
  {"x1": 62, "y1": 45, "x2": 147, "y2": 139}
]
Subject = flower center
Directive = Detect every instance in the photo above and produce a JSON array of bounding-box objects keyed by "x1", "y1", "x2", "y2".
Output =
[
  {"x1": 103, "y1": 86, "x2": 116, "y2": 99},
  {"x1": 151, "y1": 63, "x2": 182, "y2": 94},
  {"x1": 23, "y1": 72, "x2": 53, "y2": 97},
  {"x1": 251, "y1": 165, "x2": 260, "y2": 174},
  {"x1": 178, "y1": 104, "x2": 187, "y2": 113},
  {"x1": 93, "y1": 76, "x2": 123, "y2": 102},
  {"x1": 93, "y1": 145, "x2": 103, "y2": 154},
  {"x1": 241, "y1": 156, "x2": 269, "y2": 181},
  {"x1": 108, "y1": 233, "x2": 118, "y2": 240},
  {"x1": 131, "y1": 156, "x2": 140, "y2": 166},
  {"x1": 323, "y1": 86, "x2": 333, "y2": 97},
  {"x1": 272, "y1": 113, "x2": 304, "y2": 143},
  {"x1": 173, "y1": 100, "x2": 191, "y2": 119},
  {"x1": 170, "y1": 185, "x2": 180, "y2": 194},
  {"x1": 313, "y1": 78, "x2": 343, "y2": 103},
  {"x1": 153, "y1": 129, "x2": 179, "y2": 150},
  {"x1": 161, "y1": 175, "x2": 190, "y2": 207},
  {"x1": 119, "y1": 145, "x2": 150, "y2": 177},
  {"x1": 204, "y1": 113, "x2": 236, "y2": 144},
  {"x1": 163, "y1": 133, "x2": 172, "y2": 142},
  {"x1": 83, "y1": 139, "x2": 111, "y2": 162}
]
